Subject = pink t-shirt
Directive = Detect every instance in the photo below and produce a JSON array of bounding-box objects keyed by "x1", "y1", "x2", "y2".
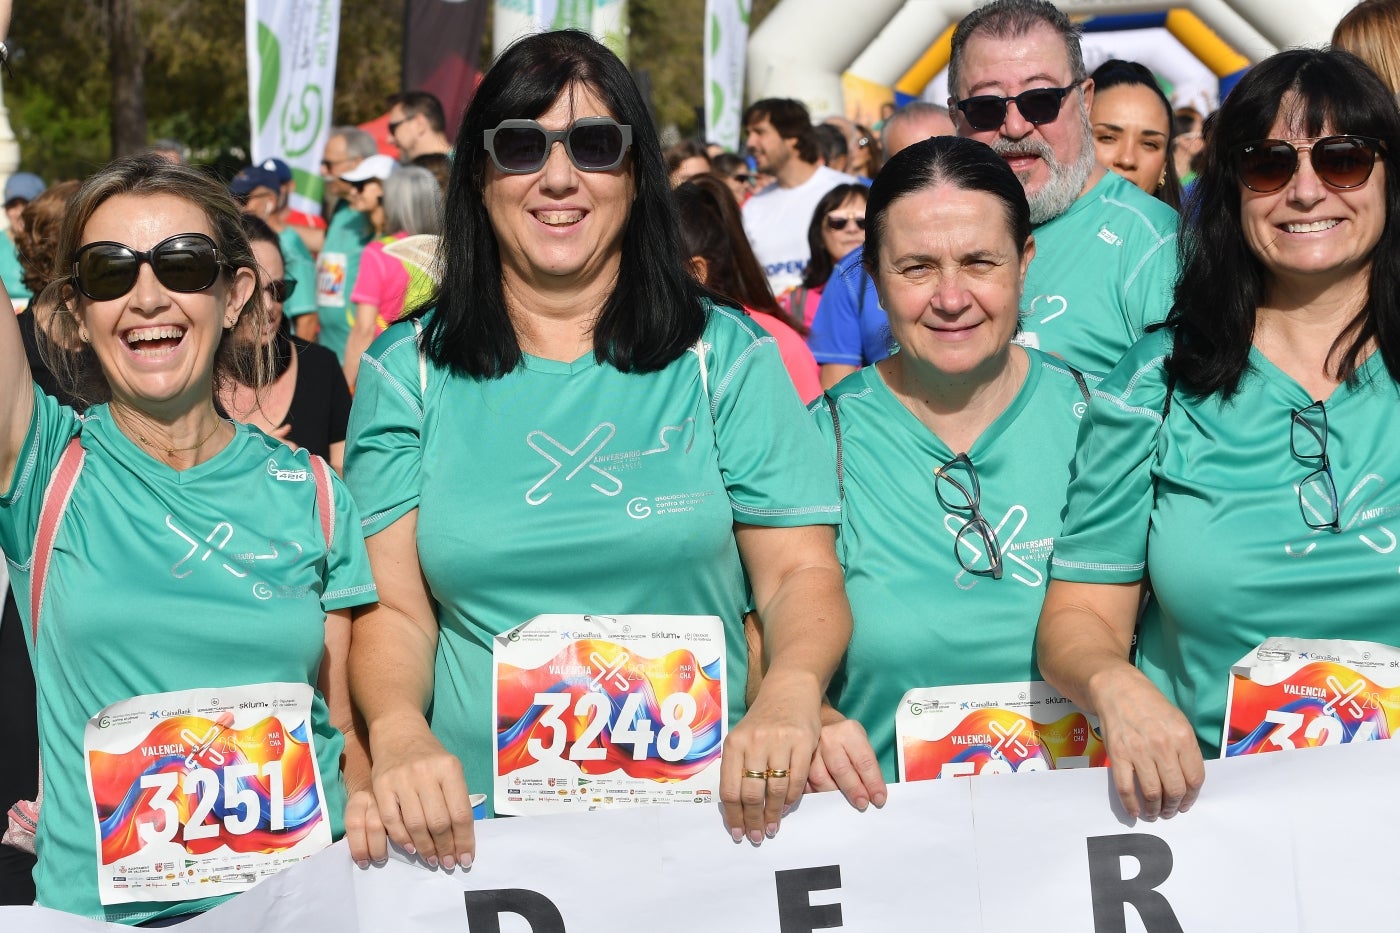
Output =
[
  {"x1": 349, "y1": 234, "x2": 409, "y2": 333},
  {"x1": 779, "y1": 283, "x2": 825, "y2": 331},
  {"x1": 746, "y1": 307, "x2": 822, "y2": 405}
]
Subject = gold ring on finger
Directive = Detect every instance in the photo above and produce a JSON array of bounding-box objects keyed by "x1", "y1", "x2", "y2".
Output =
[
  {"x1": 765, "y1": 768, "x2": 790, "y2": 779},
  {"x1": 742, "y1": 769, "x2": 769, "y2": 779}
]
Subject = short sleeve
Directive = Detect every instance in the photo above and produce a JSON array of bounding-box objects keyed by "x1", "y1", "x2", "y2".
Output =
[
  {"x1": 706, "y1": 306, "x2": 840, "y2": 527},
  {"x1": 1050, "y1": 331, "x2": 1172, "y2": 582},
  {"x1": 281, "y1": 233, "x2": 319, "y2": 319},
  {"x1": 0, "y1": 389, "x2": 82, "y2": 565},
  {"x1": 1123, "y1": 220, "x2": 1179, "y2": 337},
  {"x1": 344, "y1": 324, "x2": 428, "y2": 536},
  {"x1": 808, "y1": 254, "x2": 865, "y2": 366},
  {"x1": 320, "y1": 469, "x2": 377, "y2": 610}
]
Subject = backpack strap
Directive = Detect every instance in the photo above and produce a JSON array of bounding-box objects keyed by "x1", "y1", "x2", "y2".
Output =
[
  {"x1": 1066, "y1": 364, "x2": 1092, "y2": 405},
  {"x1": 308, "y1": 454, "x2": 335, "y2": 550},
  {"x1": 30, "y1": 436, "x2": 85, "y2": 644},
  {"x1": 827, "y1": 393, "x2": 845, "y2": 502}
]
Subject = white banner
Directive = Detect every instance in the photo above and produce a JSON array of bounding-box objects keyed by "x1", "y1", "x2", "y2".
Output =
[
  {"x1": 493, "y1": 1, "x2": 628, "y2": 62},
  {"x1": 704, "y1": 0, "x2": 751, "y2": 152},
  {"x1": 245, "y1": 0, "x2": 341, "y2": 220},
  {"x1": 6, "y1": 739, "x2": 1399, "y2": 931}
]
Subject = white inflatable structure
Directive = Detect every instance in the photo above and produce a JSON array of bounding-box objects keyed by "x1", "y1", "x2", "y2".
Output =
[{"x1": 749, "y1": 0, "x2": 1356, "y2": 120}]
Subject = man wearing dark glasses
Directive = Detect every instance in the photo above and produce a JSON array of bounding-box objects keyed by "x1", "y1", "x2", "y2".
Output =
[
  {"x1": 947, "y1": 0, "x2": 1180, "y2": 376},
  {"x1": 312, "y1": 126, "x2": 378, "y2": 359},
  {"x1": 230, "y1": 164, "x2": 319, "y2": 335},
  {"x1": 386, "y1": 90, "x2": 453, "y2": 163}
]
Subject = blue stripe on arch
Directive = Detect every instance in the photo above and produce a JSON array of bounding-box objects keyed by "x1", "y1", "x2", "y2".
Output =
[{"x1": 1080, "y1": 12, "x2": 1169, "y2": 32}]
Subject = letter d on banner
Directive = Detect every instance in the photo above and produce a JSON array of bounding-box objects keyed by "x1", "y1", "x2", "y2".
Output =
[
  {"x1": 464, "y1": 889, "x2": 567, "y2": 933},
  {"x1": 1086, "y1": 834, "x2": 1184, "y2": 933}
]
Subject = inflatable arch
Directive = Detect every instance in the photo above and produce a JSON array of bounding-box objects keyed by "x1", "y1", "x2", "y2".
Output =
[{"x1": 748, "y1": 0, "x2": 1355, "y2": 124}]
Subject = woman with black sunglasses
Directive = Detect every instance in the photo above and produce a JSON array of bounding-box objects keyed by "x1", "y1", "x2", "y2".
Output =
[
  {"x1": 781, "y1": 182, "x2": 867, "y2": 333},
  {"x1": 1039, "y1": 48, "x2": 1400, "y2": 822},
  {"x1": 0, "y1": 154, "x2": 376, "y2": 924},
  {"x1": 343, "y1": 30, "x2": 851, "y2": 870},
  {"x1": 796, "y1": 135, "x2": 1098, "y2": 809}
]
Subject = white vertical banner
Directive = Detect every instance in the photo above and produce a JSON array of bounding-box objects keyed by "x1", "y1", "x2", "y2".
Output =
[
  {"x1": 246, "y1": 0, "x2": 341, "y2": 220},
  {"x1": 704, "y1": 0, "x2": 751, "y2": 152},
  {"x1": 493, "y1": 0, "x2": 626, "y2": 62}
]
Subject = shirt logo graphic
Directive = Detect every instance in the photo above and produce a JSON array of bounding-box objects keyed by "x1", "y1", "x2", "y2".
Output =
[
  {"x1": 525, "y1": 423, "x2": 623, "y2": 505},
  {"x1": 1030, "y1": 294, "x2": 1068, "y2": 325},
  {"x1": 1096, "y1": 226, "x2": 1122, "y2": 246},
  {"x1": 943, "y1": 505, "x2": 1042, "y2": 590},
  {"x1": 1286, "y1": 473, "x2": 1397, "y2": 560},
  {"x1": 164, "y1": 516, "x2": 303, "y2": 601}
]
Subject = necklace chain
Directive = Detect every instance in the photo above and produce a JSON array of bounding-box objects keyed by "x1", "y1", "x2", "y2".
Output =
[{"x1": 113, "y1": 407, "x2": 225, "y2": 458}]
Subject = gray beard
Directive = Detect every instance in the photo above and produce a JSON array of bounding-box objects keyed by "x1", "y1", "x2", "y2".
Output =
[{"x1": 991, "y1": 102, "x2": 1097, "y2": 225}]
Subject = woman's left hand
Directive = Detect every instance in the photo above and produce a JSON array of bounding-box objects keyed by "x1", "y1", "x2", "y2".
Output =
[{"x1": 720, "y1": 668, "x2": 822, "y2": 844}]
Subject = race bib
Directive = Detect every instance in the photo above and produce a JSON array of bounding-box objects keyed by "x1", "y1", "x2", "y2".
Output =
[
  {"x1": 84, "y1": 683, "x2": 332, "y2": 905},
  {"x1": 896, "y1": 681, "x2": 1107, "y2": 782},
  {"x1": 493, "y1": 614, "x2": 726, "y2": 815},
  {"x1": 1224, "y1": 637, "x2": 1400, "y2": 757},
  {"x1": 316, "y1": 252, "x2": 348, "y2": 306}
]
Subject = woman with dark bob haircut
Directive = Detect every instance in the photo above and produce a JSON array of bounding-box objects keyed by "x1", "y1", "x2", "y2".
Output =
[
  {"x1": 344, "y1": 30, "x2": 851, "y2": 868},
  {"x1": 1040, "y1": 48, "x2": 1400, "y2": 821},
  {"x1": 791, "y1": 135, "x2": 1098, "y2": 809}
]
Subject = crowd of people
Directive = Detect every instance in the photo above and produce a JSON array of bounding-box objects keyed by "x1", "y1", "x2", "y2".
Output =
[{"x1": 3, "y1": 0, "x2": 1400, "y2": 924}]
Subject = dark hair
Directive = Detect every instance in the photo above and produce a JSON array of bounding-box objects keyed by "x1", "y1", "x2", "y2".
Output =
[
  {"x1": 17, "y1": 179, "x2": 80, "y2": 294},
  {"x1": 862, "y1": 136, "x2": 1031, "y2": 279},
  {"x1": 389, "y1": 90, "x2": 448, "y2": 135},
  {"x1": 801, "y1": 183, "x2": 867, "y2": 289},
  {"x1": 673, "y1": 173, "x2": 790, "y2": 323},
  {"x1": 412, "y1": 152, "x2": 452, "y2": 196},
  {"x1": 743, "y1": 98, "x2": 819, "y2": 164},
  {"x1": 36, "y1": 154, "x2": 272, "y2": 405},
  {"x1": 239, "y1": 212, "x2": 280, "y2": 251},
  {"x1": 424, "y1": 30, "x2": 705, "y2": 378},
  {"x1": 948, "y1": 0, "x2": 1085, "y2": 99},
  {"x1": 664, "y1": 140, "x2": 711, "y2": 180},
  {"x1": 710, "y1": 151, "x2": 748, "y2": 179},
  {"x1": 813, "y1": 124, "x2": 848, "y2": 167},
  {"x1": 1090, "y1": 59, "x2": 1182, "y2": 210},
  {"x1": 853, "y1": 124, "x2": 883, "y2": 176},
  {"x1": 1163, "y1": 47, "x2": 1400, "y2": 397}
]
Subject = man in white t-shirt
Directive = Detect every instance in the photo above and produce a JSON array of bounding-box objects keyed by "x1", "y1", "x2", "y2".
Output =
[{"x1": 741, "y1": 98, "x2": 857, "y2": 297}]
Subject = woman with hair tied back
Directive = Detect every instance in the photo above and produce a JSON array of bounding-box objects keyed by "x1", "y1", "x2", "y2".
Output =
[
  {"x1": 0, "y1": 154, "x2": 376, "y2": 924},
  {"x1": 788, "y1": 135, "x2": 1097, "y2": 807},
  {"x1": 1039, "y1": 48, "x2": 1400, "y2": 821},
  {"x1": 344, "y1": 30, "x2": 851, "y2": 869},
  {"x1": 1089, "y1": 59, "x2": 1182, "y2": 210},
  {"x1": 674, "y1": 173, "x2": 822, "y2": 403}
]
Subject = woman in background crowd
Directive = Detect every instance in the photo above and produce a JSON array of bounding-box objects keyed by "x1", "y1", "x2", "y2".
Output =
[
  {"x1": 1090, "y1": 59, "x2": 1182, "y2": 210},
  {"x1": 782, "y1": 183, "x2": 867, "y2": 331}
]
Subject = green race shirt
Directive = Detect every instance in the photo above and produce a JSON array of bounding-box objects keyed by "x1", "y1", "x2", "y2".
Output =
[
  {"x1": 0, "y1": 233, "x2": 32, "y2": 304},
  {"x1": 1052, "y1": 329, "x2": 1400, "y2": 756},
  {"x1": 314, "y1": 205, "x2": 373, "y2": 360},
  {"x1": 345, "y1": 304, "x2": 841, "y2": 815},
  {"x1": 278, "y1": 225, "x2": 318, "y2": 321},
  {"x1": 1020, "y1": 171, "x2": 1179, "y2": 376},
  {"x1": 813, "y1": 349, "x2": 1096, "y2": 781},
  {"x1": 0, "y1": 390, "x2": 376, "y2": 924}
]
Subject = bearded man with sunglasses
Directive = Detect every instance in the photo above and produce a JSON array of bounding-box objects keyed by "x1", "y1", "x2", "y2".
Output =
[{"x1": 947, "y1": 0, "x2": 1180, "y2": 376}]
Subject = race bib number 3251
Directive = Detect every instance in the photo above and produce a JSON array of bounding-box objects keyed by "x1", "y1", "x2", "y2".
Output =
[
  {"x1": 493, "y1": 614, "x2": 726, "y2": 816},
  {"x1": 84, "y1": 683, "x2": 332, "y2": 905}
]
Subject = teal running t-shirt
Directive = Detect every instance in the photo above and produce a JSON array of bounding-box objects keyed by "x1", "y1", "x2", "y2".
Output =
[
  {"x1": 278, "y1": 225, "x2": 318, "y2": 321},
  {"x1": 1019, "y1": 171, "x2": 1179, "y2": 376},
  {"x1": 346, "y1": 304, "x2": 841, "y2": 815},
  {"x1": 0, "y1": 234, "x2": 32, "y2": 304},
  {"x1": 315, "y1": 205, "x2": 373, "y2": 360},
  {"x1": 1052, "y1": 329, "x2": 1400, "y2": 756},
  {"x1": 0, "y1": 391, "x2": 376, "y2": 924},
  {"x1": 813, "y1": 349, "x2": 1096, "y2": 781}
]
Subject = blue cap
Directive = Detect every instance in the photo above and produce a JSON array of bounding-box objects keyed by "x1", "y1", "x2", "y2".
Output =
[
  {"x1": 229, "y1": 166, "x2": 282, "y2": 197},
  {"x1": 259, "y1": 158, "x2": 293, "y2": 184},
  {"x1": 4, "y1": 172, "x2": 45, "y2": 205}
]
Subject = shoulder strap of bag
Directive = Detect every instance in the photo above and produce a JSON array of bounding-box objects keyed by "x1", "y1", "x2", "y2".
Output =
[
  {"x1": 1066, "y1": 364, "x2": 1092, "y2": 405},
  {"x1": 30, "y1": 436, "x2": 85, "y2": 644},
  {"x1": 308, "y1": 454, "x2": 335, "y2": 550},
  {"x1": 827, "y1": 393, "x2": 845, "y2": 502}
]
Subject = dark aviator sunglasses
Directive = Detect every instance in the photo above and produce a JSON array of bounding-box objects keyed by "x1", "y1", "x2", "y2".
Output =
[{"x1": 1234, "y1": 135, "x2": 1384, "y2": 194}]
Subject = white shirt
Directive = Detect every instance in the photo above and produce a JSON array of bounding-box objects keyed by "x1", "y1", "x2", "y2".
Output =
[{"x1": 743, "y1": 164, "x2": 857, "y2": 297}]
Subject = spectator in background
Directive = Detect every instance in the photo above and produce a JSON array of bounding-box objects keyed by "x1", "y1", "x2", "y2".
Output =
[
  {"x1": 1089, "y1": 59, "x2": 1182, "y2": 209},
  {"x1": 849, "y1": 123, "x2": 882, "y2": 179},
  {"x1": 412, "y1": 152, "x2": 452, "y2": 196},
  {"x1": 258, "y1": 156, "x2": 327, "y2": 231},
  {"x1": 388, "y1": 90, "x2": 454, "y2": 161},
  {"x1": 314, "y1": 126, "x2": 379, "y2": 359},
  {"x1": 148, "y1": 137, "x2": 187, "y2": 163},
  {"x1": 1333, "y1": 0, "x2": 1400, "y2": 97},
  {"x1": 231, "y1": 163, "x2": 320, "y2": 339},
  {"x1": 344, "y1": 164, "x2": 443, "y2": 388},
  {"x1": 711, "y1": 151, "x2": 755, "y2": 204},
  {"x1": 742, "y1": 97, "x2": 857, "y2": 297},
  {"x1": 0, "y1": 171, "x2": 42, "y2": 308},
  {"x1": 1172, "y1": 107, "x2": 1205, "y2": 188},
  {"x1": 783, "y1": 182, "x2": 867, "y2": 332},
  {"x1": 872, "y1": 101, "x2": 896, "y2": 138},
  {"x1": 814, "y1": 123, "x2": 850, "y2": 173},
  {"x1": 664, "y1": 139, "x2": 711, "y2": 186}
]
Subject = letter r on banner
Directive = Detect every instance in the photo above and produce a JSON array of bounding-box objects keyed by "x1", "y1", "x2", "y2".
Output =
[
  {"x1": 464, "y1": 889, "x2": 567, "y2": 933},
  {"x1": 775, "y1": 865, "x2": 843, "y2": 933},
  {"x1": 1086, "y1": 834, "x2": 1185, "y2": 933}
]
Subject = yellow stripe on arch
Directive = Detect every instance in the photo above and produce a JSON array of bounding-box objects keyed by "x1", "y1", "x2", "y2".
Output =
[
  {"x1": 895, "y1": 23, "x2": 956, "y2": 97},
  {"x1": 1165, "y1": 9, "x2": 1249, "y2": 77}
]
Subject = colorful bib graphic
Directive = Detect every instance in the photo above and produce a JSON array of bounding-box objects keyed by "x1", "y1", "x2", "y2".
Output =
[
  {"x1": 1224, "y1": 637, "x2": 1400, "y2": 757},
  {"x1": 493, "y1": 614, "x2": 726, "y2": 815},
  {"x1": 316, "y1": 251, "x2": 347, "y2": 306},
  {"x1": 896, "y1": 681, "x2": 1107, "y2": 783},
  {"x1": 84, "y1": 683, "x2": 331, "y2": 905}
]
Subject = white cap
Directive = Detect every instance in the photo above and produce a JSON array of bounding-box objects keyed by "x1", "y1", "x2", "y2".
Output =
[{"x1": 339, "y1": 154, "x2": 398, "y2": 183}]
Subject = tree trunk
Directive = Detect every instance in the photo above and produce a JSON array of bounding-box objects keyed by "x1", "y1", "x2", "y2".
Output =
[{"x1": 107, "y1": 0, "x2": 147, "y2": 157}]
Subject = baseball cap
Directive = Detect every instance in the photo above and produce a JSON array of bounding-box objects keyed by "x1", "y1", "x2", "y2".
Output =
[
  {"x1": 4, "y1": 172, "x2": 45, "y2": 206},
  {"x1": 259, "y1": 158, "x2": 293, "y2": 184},
  {"x1": 229, "y1": 166, "x2": 282, "y2": 198},
  {"x1": 339, "y1": 154, "x2": 398, "y2": 184}
]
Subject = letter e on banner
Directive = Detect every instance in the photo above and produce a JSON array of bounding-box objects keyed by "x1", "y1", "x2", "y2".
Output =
[
  {"x1": 1086, "y1": 834, "x2": 1184, "y2": 933},
  {"x1": 464, "y1": 889, "x2": 567, "y2": 933},
  {"x1": 775, "y1": 866, "x2": 843, "y2": 933}
]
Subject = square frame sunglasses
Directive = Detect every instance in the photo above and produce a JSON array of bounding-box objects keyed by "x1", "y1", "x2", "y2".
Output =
[
  {"x1": 72, "y1": 232, "x2": 227, "y2": 302},
  {"x1": 483, "y1": 116, "x2": 634, "y2": 175},
  {"x1": 954, "y1": 82, "x2": 1081, "y2": 132}
]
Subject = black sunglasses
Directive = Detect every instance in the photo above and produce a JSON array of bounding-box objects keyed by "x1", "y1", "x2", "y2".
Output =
[
  {"x1": 825, "y1": 213, "x2": 866, "y2": 232},
  {"x1": 388, "y1": 118, "x2": 408, "y2": 136},
  {"x1": 263, "y1": 277, "x2": 297, "y2": 304},
  {"x1": 483, "y1": 117, "x2": 634, "y2": 174},
  {"x1": 349, "y1": 178, "x2": 381, "y2": 192},
  {"x1": 955, "y1": 82, "x2": 1080, "y2": 132},
  {"x1": 73, "y1": 233, "x2": 226, "y2": 302},
  {"x1": 1235, "y1": 135, "x2": 1384, "y2": 194}
]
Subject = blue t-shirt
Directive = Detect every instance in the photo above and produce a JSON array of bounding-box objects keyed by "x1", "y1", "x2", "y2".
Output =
[{"x1": 807, "y1": 246, "x2": 889, "y2": 368}]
